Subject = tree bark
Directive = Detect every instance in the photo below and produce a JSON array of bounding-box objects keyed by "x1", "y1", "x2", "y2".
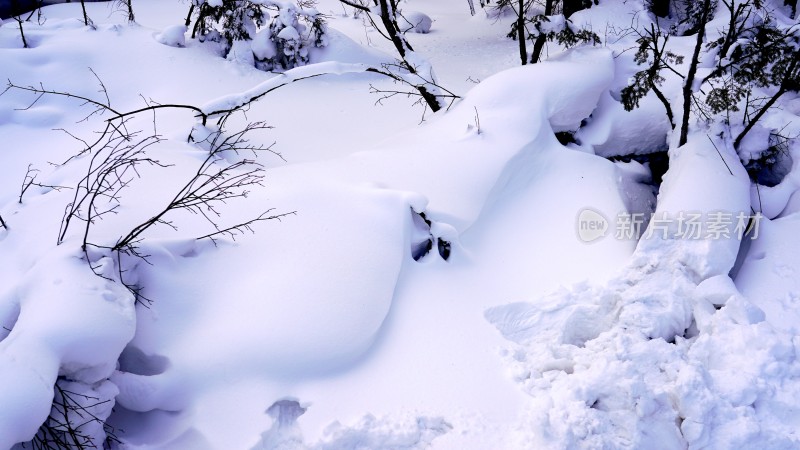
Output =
[
  {"x1": 378, "y1": 0, "x2": 409, "y2": 57},
  {"x1": 678, "y1": 0, "x2": 711, "y2": 147},
  {"x1": 733, "y1": 86, "x2": 786, "y2": 150},
  {"x1": 16, "y1": 17, "x2": 28, "y2": 48},
  {"x1": 125, "y1": 0, "x2": 135, "y2": 22},
  {"x1": 651, "y1": 82, "x2": 675, "y2": 128},
  {"x1": 338, "y1": 0, "x2": 445, "y2": 112},
  {"x1": 650, "y1": 0, "x2": 670, "y2": 18},
  {"x1": 185, "y1": 3, "x2": 195, "y2": 27},
  {"x1": 376, "y1": 0, "x2": 443, "y2": 111},
  {"x1": 786, "y1": 0, "x2": 797, "y2": 19},
  {"x1": 734, "y1": 56, "x2": 798, "y2": 150},
  {"x1": 80, "y1": 0, "x2": 90, "y2": 26},
  {"x1": 517, "y1": 0, "x2": 528, "y2": 65},
  {"x1": 530, "y1": 0, "x2": 554, "y2": 63},
  {"x1": 10, "y1": 0, "x2": 29, "y2": 48},
  {"x1": 191, "y1": 3, "x2": 210, "y2": 39},
  {"x1": 562, "y1": 0, "x2": 587, "y2": 18}
]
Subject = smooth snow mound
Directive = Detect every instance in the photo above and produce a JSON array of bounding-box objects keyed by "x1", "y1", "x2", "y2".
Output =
[
  {"x1": 400, "y1": 11, "x2": 432, "y2": 34},
  {"x1": 155, "y1": 24, "x2": 187, "y2": 48}
]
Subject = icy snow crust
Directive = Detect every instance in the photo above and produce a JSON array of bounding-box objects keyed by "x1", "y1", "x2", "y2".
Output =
[{"x1": 1, "y1": 0, "x2": 800, "y2": 448}]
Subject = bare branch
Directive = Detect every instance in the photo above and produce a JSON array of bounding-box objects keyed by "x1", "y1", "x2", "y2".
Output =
[
  {"x1": 19, "y1": 164, "x2": 71, "y2": 204},
  {"x1": 196, "y1": 210, "x2": 296, "y2": 244}
]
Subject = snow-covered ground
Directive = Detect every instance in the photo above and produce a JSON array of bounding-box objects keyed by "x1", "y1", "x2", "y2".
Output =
[{"x1": 1, "y1": 0, "x2": 799, "y2": 448}]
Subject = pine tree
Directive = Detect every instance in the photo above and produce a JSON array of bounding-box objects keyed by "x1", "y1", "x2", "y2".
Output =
[{"x1": 188, "y1": 0, "x2": 327, "y2": 71}]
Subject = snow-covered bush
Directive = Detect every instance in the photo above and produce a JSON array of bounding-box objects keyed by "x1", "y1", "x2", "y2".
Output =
[
  {"x1": 620, "y1": 0, "x2": 800, "y2": 153},
  {"x1": 189, "y1": 0, "x2": 327, "y2": 71}
]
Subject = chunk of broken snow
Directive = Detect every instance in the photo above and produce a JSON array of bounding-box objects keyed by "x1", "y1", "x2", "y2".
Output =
[
  {"x1": 402, "y1": 11, "x2": 432, "y2": 34},
  {"x1": 252, "y1": 29, "x2": 277, "y2": 60},
  {"x1": 227, "y1": 39, "x2": 255, "y2": 66},
  {"x1": 277, "y1": 26, "x2": 300, "y2": 42},
  {"x1": 155, "y1": 25, "x2": 187, "y2": 48}
]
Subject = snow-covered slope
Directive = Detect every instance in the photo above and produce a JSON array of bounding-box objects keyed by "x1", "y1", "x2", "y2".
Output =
[{"x1": 1, "y1": 0, "x2": 799, "y2": 448}]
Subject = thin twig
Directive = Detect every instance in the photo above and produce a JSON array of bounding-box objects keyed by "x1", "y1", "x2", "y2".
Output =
[{"x1": 707, "y1": 134, "x2": 734, "y2": 175}]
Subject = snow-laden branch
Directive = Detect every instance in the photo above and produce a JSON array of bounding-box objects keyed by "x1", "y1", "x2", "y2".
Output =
[
  {"x1": 201, "y1": 61, "x2": 460, "y2": 120},
  {"x1": 201, "y1": 62, "x2": 372, "y2": 118}
]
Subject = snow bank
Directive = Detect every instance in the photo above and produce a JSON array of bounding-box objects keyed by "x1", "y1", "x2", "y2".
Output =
[
  {"x1": 201, "y1": 61, "x2": 370, "y2": 115},
  {"x1": 576, "y1": 90, "x2": 672, "y2": 157},
  {"x1": 461, "y1": 47, "x2": 614, "y2": 134}
]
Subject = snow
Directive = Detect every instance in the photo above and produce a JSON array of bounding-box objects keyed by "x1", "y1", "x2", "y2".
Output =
[
  {"x1": 252, "y1": 28, "x2": 278, "y2": 60},
  {"x1": 483, "y1": 135, "x2": 796, "y2": 449},
  {"x1": 577, "y1": 89, "x2": 672, "y2": 157},
  {"x1": 276, "y1": 25, "x2": 300, "y2": 42},
  {"x1": 1, "y1": 0, "x2": 799, "y2": 448},
  {"x1": 227, "y1": 38, "x2": 257, "y2": 66},
  {"x1": 736, "y1": 213, "x2": 800, "y2": 333},
  {"x1": 201, "y1": 61, "x2": 372, "y2": 115},
  {"x1": 749, "y1": 140, "x2": 800, "y2": 219},
  {"x1": 0, "y1": 248, "x2": 134, "y2": 448},
  {"x1": 155, "y1": 24, "x2": 187, "y2": 48},
  {"x1": 399, "y1": 11, "x2": 432, "y2": 34}
]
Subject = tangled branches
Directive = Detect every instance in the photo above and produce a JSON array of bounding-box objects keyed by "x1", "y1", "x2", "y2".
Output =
[
  {"x1": 3, "y1": 71, "x2": 292, "y2": 307},
  {"x1": 111, "y1": 120, "x2": 292, "y2": 254},
  {"x1": 24, "y1": 380, "x2": 120, "y2": 450}
]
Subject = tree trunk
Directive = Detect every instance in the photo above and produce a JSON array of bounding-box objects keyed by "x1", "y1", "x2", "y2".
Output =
[
  {"x1": 15, "y1": 17, "x2": 28, "y2": 48},
  {"x1": 734, "y1": 56, "x2": 798, "y2": 149},
  {"x1": 375, "y1": 0, "x2": 442, "y2": 111},
  {"x1": 378, "y1": 0, "x2": 409, "y2": 57},
  {"x1": 185, "y1": 3, "x2": 195, "y2": 27},
  {"x1": 734, "y1": 86, "x2": 786, "y2": 150},
  {"x1": 650, "y1": 0, "x2": 670, "y2": 18},
  {"x1": 338, "y1": 0, "x2": 445, "y2": 112},
  {"x1": 10, "y1": 0, "x2": 29, "y2": 48},
  {"x1": 79, "y1": 0, "x2": 89, "y2": 26},
  {"x1": 786, "y1": 0, "x2": 797, "y2": 19},
  {"x1": 529, "y1": 0, "x2": 554, "y2": 63},
  {"x1": 517, "y1": 0, "x2": 528, "y2": 65},
  {"x1": 125, "y1": 0, "x2": 135, "y2": 22},
  {"x1": 562, "y1": 0, "x2": 587, "y2": 18},
  {"x1": 651, "y1": 82, "x2": 675, "y2": 129},
  {"x1": 678, "y1": 0, "x2": 711, "y2": 147},
  {"x1": 192, "y1": 3, "x2": 209, "y2": 39}
]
